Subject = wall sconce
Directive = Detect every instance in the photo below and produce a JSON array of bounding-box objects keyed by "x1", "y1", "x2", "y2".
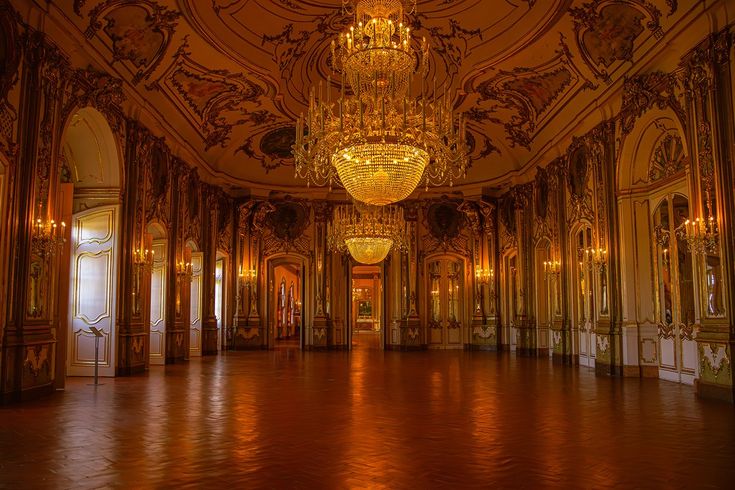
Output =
[
  {"x1": 133, "y1": 247, "x2": 154, "y2": 272},
  {"x1": 543, "y1": 260, "x2": 561, "y2": 280},
  {"x1": 680, "y1": 216, "x2": 718, "y2": 256},
  {"x1": 475, "y1": 268, "x2": 493, "y2": 285},
  {"x1": 31, "y1": 215, "x2": 65, "y2": 258},
  {"x1": 239, "y1": 265, "x2": 257, "y2": 287},
  {"x1": 176, "y1": 260, "x2": 193, "y2": 282},
  {"x1": 579, "y1": 247, "x2": 607, "y2": 272}
]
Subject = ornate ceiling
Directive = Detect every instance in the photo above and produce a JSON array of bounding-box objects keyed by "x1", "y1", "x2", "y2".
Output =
[{"x1": 56, "y1": 0, "x2": 688, "y2": 194}]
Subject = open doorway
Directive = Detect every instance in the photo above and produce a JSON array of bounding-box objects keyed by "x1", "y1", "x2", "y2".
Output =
[
  {"x1": 214, "y1": 253, "x2": 227, "y2": 351},
  {"x1": 350, "y1": 265, "x2": 382, "y2": 349},
  {"x1": 58, "y1": 107, "x2": 122, "y2": 380},
  {"x1": 267, "y1": 257, "x2": 304, "y2": 349}
]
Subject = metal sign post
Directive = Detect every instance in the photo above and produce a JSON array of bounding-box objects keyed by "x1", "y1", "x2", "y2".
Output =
[{"x1": 88, "y1": 326, "x2": 104, "y2": 386}]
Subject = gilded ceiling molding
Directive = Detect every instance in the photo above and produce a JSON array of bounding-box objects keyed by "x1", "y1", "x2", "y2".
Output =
[
  {"x1": 84, "y1": 0, "x2": 180, "y2": 84},
  {"x1": 61, "y1": 66, "x2": 126, "y2": 135},
  {"x1": 148, "y1": 38, "x2": 274, "y2": 151},
  {"x1": 471, "y1": 35, "x2": 594, "y2": 150},
  {"x1": 569, "y1": 0, "x2": 665, "y2": 82},
  {"x1": 619, "y1": 71, "x2": 684, "y2": 137},
  {"x1": 412, "y1": 14, "x2": 482, "y2": 78}
]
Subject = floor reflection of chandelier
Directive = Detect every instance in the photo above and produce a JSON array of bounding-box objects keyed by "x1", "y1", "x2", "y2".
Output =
[
  {"x1": 329, "y1": 204, "x2": 405, "y2": 264},
  {"x1": 293, "y1": 0, "x2": 468, "y2": 206}
]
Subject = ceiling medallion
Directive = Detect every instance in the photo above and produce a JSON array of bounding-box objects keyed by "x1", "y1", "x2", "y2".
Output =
[
  {"x1": 293, "y1": 0, "x2": 469, "y2": 206},
  {"x1": 328, "y1": 203, "x2": 405, "y2": 264}
]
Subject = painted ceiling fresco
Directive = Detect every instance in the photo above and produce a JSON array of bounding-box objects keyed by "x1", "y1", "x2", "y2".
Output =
[{"x1": 60, "y1": 0, "x2": 687, "y2": 193}]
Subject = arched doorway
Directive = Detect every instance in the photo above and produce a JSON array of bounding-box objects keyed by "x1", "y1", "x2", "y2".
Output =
[
  {"x1": 617, "y1": 110, "x2": 698, "y2": 384},
  {"x1": 147, "y1": 222, "x2": 167, "y2": 366},
  {"x1": 60, "y1": 107, "x2": 122, "y2": 378},
  {"x1": 266, "y1": 255, "x2": 306, "y2": 349},
  {"x1": 426, "y1": 255, "x2": 466, "y2": 349}
]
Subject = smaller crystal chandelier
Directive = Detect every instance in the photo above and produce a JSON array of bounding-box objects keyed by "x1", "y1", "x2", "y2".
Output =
[
  {"x1": 329, "y1": 203, "x2": 405, "y2": 264},
  {"x1": 31, "y1": 214, "x2": 66, "y2": 258}
]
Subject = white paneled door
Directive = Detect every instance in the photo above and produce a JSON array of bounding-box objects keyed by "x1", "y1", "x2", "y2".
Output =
[
  {"x1": 189, "y1": 253, "x2": 203, "y2": 357},
  {"x1": 149, "y1": 240, "x2": 167, "y2": 365},
  {"x1": 67, "y1": 205, "x2": 119, "y2": 377}
]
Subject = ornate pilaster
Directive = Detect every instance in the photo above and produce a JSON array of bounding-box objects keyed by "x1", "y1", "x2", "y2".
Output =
[
  {"x1": 398, "y1": 202, "x2": 422, "y2": 350},
  {"x1": 309, "y1": 201, "x2": 332, "y2": 350},
  {"x1": 200, "y1": 186, "x2": 219, "y2": 355},
  {"x1": 1, "y1": 30, "x2": 52, "y2": 402},
  {"x1": 166, "y1": 157, "x2": 187, "y2": 363},
  {"x1": 551, "y1": 157, "x2": 573, "y2": 365},
  {"x1": 116, "y1": 121, "x2": 148, "y2": 375},
  {"x1": 512, "y1": 183, "x2": 535, "y2": 356},
  {"x1": 681, "y1": 29, "x2": 735, "y2": 402},
  {"x1": 232, "y1": 201, "x2": 263, "y2": 350}
]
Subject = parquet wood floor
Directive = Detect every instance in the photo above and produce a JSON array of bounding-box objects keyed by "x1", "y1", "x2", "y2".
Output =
[{"x1": 1, "y1": 349, "x2": 733, "y2": 488}]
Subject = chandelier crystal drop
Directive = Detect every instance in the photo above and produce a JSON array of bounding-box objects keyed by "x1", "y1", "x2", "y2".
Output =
[
  {"x1": 293, "y1": 0, "x2": 469, "y2": 206},
  {"x1": 328, "y1": 203, "x2": 406, "y2": 264}
]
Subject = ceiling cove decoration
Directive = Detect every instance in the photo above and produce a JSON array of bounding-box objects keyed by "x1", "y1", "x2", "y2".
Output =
[
  {"x1": 83, "y1": 0, "x2": 180, "y2": 84},
  {"x1": 236, "y1": 125, "x2": 298, "y2": 173},
  {"x1": 470, "y1": 36, "x2": 595, "y2": 150},
  {"x1": 147, "y1": 39, "x2": 276, "y2": 151},
  {"x1": 48, "y1": 0, "x2": 691, "y2": 191},
  {"x1": 569, "y1": 0, "x2": 670, "y2": 82}
]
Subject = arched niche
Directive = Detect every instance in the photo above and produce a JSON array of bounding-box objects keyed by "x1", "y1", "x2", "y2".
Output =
[
  {"x1": 617, "y1": 108, "x2": 690, "y2": 193},
  {"x1": 61, "y1": 107, "x2": 122, "y2": 202},
  {"x1": 615, "y1": 105, "x2": 697, "y2": 385}
]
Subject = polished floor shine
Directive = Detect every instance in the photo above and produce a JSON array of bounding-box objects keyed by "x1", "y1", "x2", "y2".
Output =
[{"x1": 1, "y1": 345, "x2": 734, "y2": 489}]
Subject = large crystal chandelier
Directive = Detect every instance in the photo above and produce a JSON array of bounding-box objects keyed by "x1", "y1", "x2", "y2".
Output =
[
  {"x1": 329, "y1": 204, "x2": 405, "y2": 264},
  {"x1": 293, "y1": 0, "x2": 469, "y2": 206}
]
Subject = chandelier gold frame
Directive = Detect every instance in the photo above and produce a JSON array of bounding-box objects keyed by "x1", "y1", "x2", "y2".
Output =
[{"x1": 294, "y1": 0, "x2": 468, "y2": 206}]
